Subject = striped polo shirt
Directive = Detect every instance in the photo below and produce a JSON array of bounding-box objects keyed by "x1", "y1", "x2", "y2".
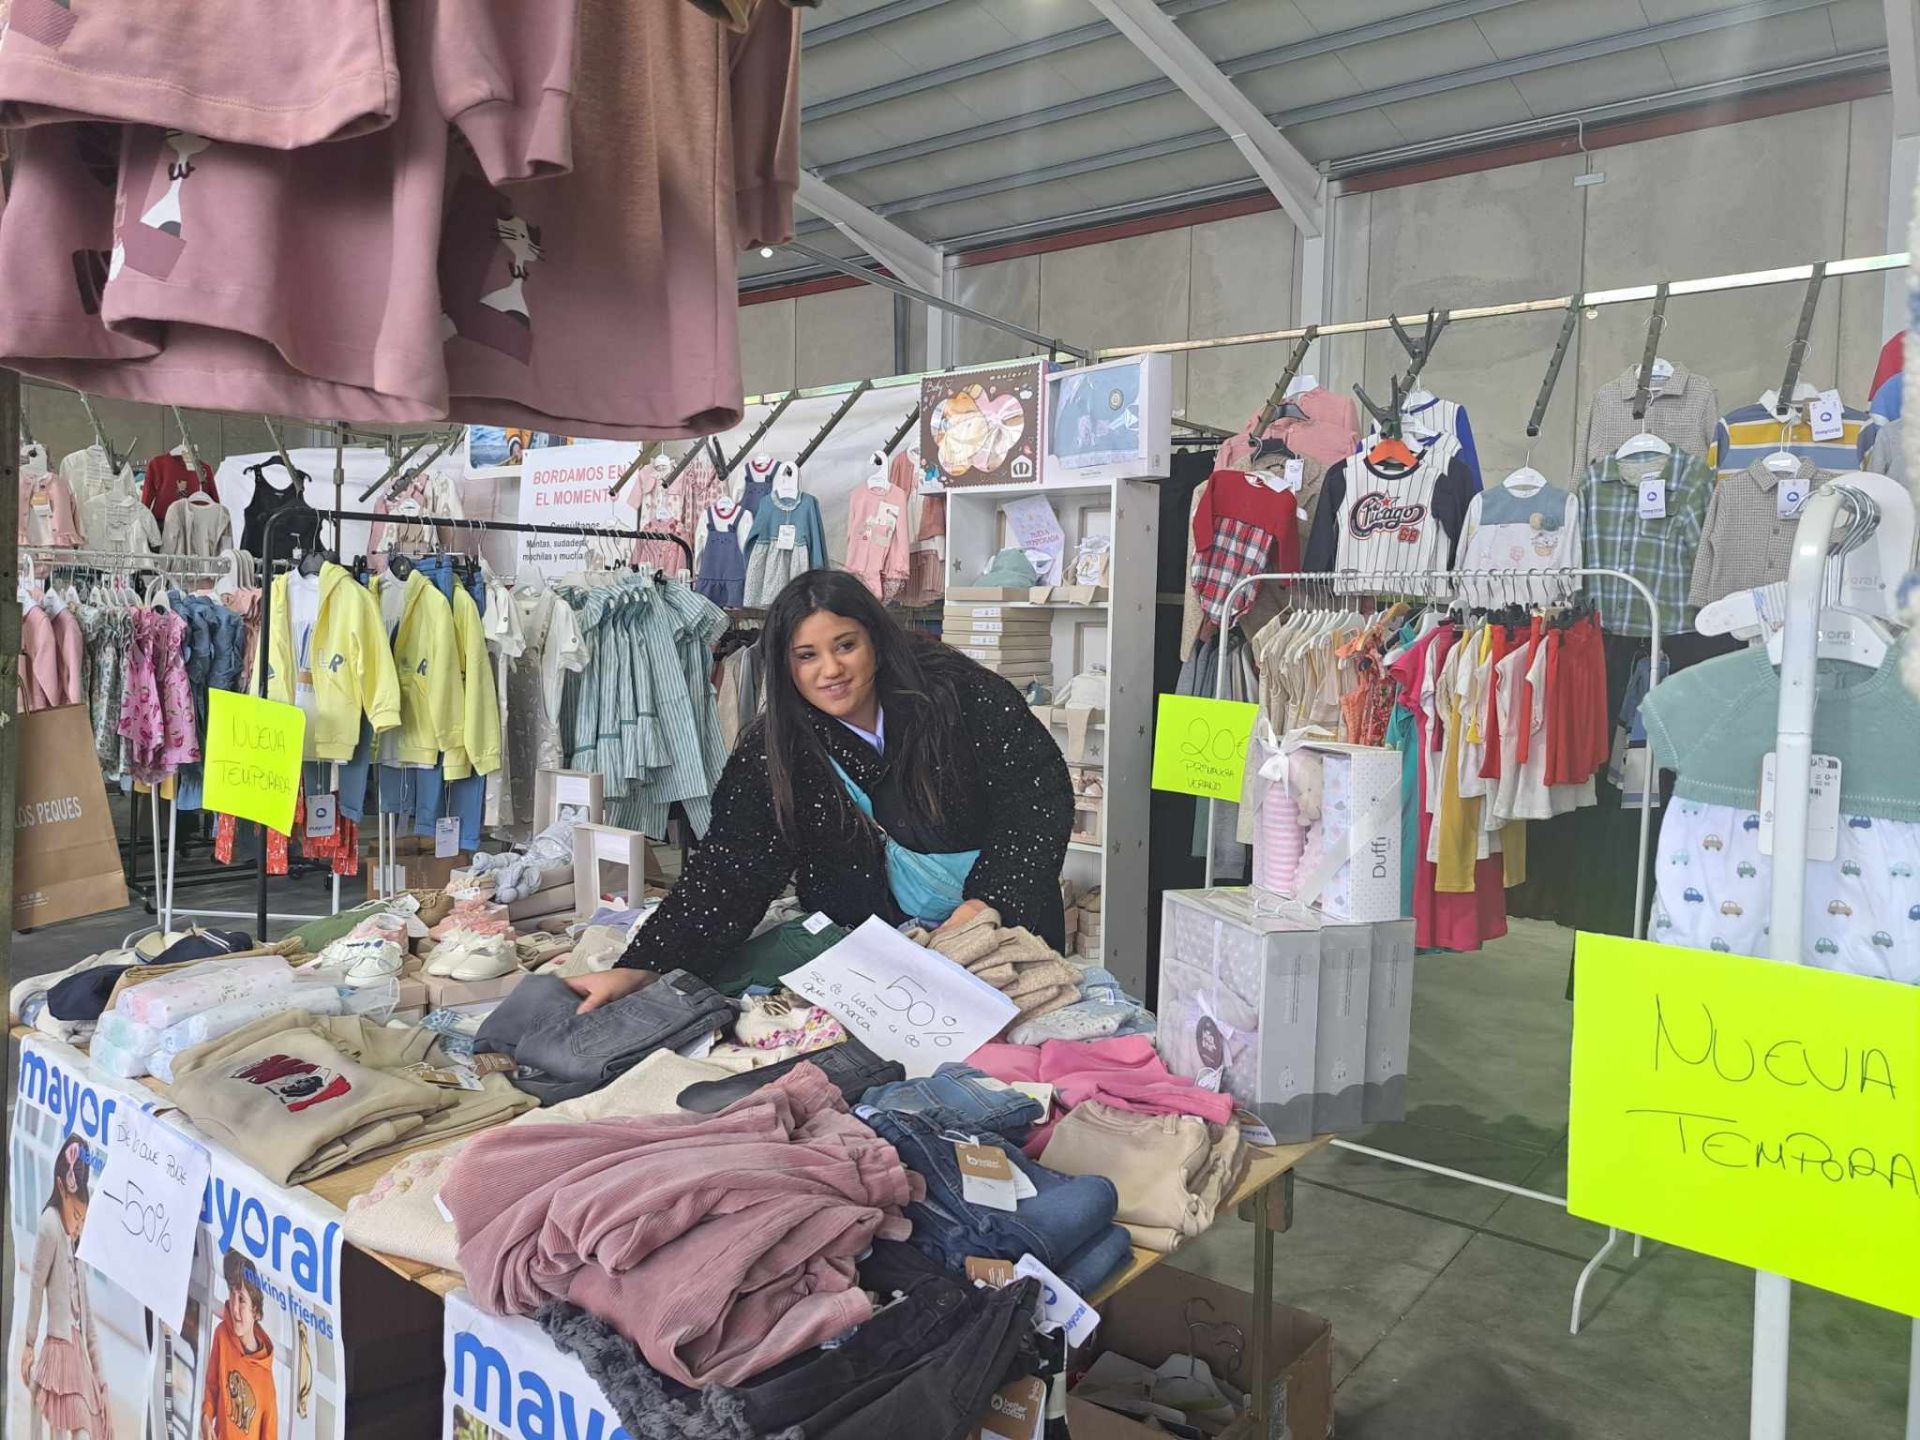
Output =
[{"x1": 1711, "y1": 390, "x2": 1872, "y2": 475}]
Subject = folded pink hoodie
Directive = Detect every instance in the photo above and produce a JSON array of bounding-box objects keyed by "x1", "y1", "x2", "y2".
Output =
[
  {"x1": 443, "y1": 1062, "x2": 922, "y2": 1388},
  {"x1": 0, "y1": 0, "x2": 576, "y2": 423},
  {"x1": 0, "y1": 0, "x2": 400, "y2": 148}
]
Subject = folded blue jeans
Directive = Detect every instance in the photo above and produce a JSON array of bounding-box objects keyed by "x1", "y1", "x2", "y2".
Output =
[
  {"x1": 855, "y1": 1106, "x2": 1127, "y2": 1295},
  {"x1": 860, "y1": 1064, "x2": 1043, "y2": 1142}
]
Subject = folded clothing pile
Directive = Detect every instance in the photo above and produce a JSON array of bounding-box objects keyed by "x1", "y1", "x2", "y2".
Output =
[
  {"x1": 538, "y1": 1241, "x2": 1041, "y2": 1440},
  {"x1": 474, "y1": 971, "x2": 735, "y2": 1104},
  {"x1": 166, "y1": 1010, "x2": 535, "y2": 1184},
  {"x1": 860, "y1": 1062, "x2": 1045, "y2": 1144},
  {"x1": 93, "y1": 955, "x2": 300, "y2": 1077},
  {"x1": 343, "y1": 1049, "x2": 734, "y2": 1272},
  {"x1": 1006, "y1": 964, "x2": 1155, "y2": 1046},
  {"x1": 1040, "y1": 1102, "x2": 1247, "y2": 1253},
  {"x1": 443, "y1": 1063, "x2": 924, "y2": 1388},
  {"x1": 855, "y1": 1104, "x2": 1133, "y2": 1297},
  {"x1": 971, "y1": 1034, "x2": 1238, "y2": 1156},
  {"x1": 912, "y1": 908, "x2": 1081, "y2": 1019}
]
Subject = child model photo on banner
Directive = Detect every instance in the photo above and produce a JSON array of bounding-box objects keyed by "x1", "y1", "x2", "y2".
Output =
[{"x1": 7, "y1": 1037, "x2": 349, "y2": 1440}]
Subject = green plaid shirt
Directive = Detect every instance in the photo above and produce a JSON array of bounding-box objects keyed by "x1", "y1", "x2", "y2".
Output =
[{"x1": 1578, "y1": 449, "x2": 1713, "y2": 636}]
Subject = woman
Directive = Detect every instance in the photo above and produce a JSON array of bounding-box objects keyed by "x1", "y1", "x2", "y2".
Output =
[
  {"x1": 21, "y1": 1134, "x2": 112, "y2": 1440},
  {"x1": 569, "y1": 570, "x2": 1074, "y2": 1011}
]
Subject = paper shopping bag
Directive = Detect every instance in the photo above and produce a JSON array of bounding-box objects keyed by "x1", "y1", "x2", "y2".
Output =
[{"x1": 13, "y1": 704, "x2": 127, "y2": 928}]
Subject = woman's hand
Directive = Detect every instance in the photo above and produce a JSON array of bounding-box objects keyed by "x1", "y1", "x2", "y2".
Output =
[
  {"x1": 933, "y1": 899, "x2": 990, "y2": 936},
  {"x1": 20, "y1": 1339, "x2": 32, "y2": 1388},
  {"x1": 563, "y1": 968, "x2": 658, "y2": 1014}
]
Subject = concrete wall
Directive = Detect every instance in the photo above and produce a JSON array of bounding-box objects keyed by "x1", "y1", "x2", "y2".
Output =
[
  {"x1": 20, "y1": 384, "x2": 337, "y2": 472},
  {"x1": 748, "y1": 93, "x2": 1896, "y2": 484}
]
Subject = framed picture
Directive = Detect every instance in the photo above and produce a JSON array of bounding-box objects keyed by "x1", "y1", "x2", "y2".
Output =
[
  {"x1": 919, "y1": 360, "x2": 1049, "y2": 489},
  {"x1": 1042, "y1": 353, "x2": 1172, "y2": 485}
]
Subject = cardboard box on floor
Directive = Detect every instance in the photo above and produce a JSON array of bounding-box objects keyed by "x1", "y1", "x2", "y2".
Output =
[
  {"x1": 1067, "y1": 1265, "x2": 1331, "y2": 1440},
  {"x1": 369, "y1": 836, "x2": 471, "y2": 898}
]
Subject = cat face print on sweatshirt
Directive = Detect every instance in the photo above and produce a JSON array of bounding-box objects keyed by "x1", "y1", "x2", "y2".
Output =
[{"x1": 116, "y1": 127, "x2": 214, "y2": 281}]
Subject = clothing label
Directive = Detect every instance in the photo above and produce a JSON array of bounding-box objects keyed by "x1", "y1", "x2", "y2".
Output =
[
  {"x1": 1282, "y1": 457, "x2": 1305, "y2": 490},
  {"x1": 1777, "y1": 474, "x2": 1809, "y2": 519},
  {"x1": 434, "y1": 816, "x2": 461, "y2": 858},
  {"x1": 433, "y1": 1192, "x2": 454, "y2": 1224},
  {"x1": 962, "y1": 1172, "x2": 1019, "y2": 1211},
  {"x1": 802, "y1": 911, "x2": 834, "y2": 935},
  {"x1": 1637, "y1": 471, "x2": 1667, "y2": 520},
  {"x1": 1808, "y1": 389, "x2": 1845, "y2": 442},
  {"x1": 1010, "y1": 1080, "x2": 1054, "y2": 1111},
  {"x1": 1759, "y1": 753, "x2": 1841, "y2": 863},
  {"x1": 965, "y1": 1257, "x2": 1019, "y2": 1287},
  {"x1": 306, "y1": 792, "x2": 337, "y2": 839},
  {"x1": 956, "y1": 1141, "x2": 1015, "y2": 1182},
  {"x1": 965, "y1": 1376, "x2": 1047, "y2": 1440},
  {"x1": 654, "y1": 491, "x2": 678, "y2": 522},
  {"x1": 1235, "y1": 1109, "x2": 1279, "y2": 1147},
  {"x1": 1014, "y1": 1255, "x2": 1100, "y2": 1346},
  {"x1": 776, "y1": 524, "x2": 797, "y2": 551},
  {"x1": 1010, "y1": 1166, "x2": 1037, "y2": 1200},
  {"x1": 400, "y1": 1061, "x2": 484, "y2": 1091}
]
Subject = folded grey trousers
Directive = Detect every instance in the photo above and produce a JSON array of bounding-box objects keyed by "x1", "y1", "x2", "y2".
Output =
[{"x1": 475, "y1": 971, "x2": 736, "y2": 1105}]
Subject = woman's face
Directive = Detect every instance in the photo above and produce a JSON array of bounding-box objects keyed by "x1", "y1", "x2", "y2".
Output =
[{"x1": 788, "y1": 610, "x2": 877, "y2": 721}]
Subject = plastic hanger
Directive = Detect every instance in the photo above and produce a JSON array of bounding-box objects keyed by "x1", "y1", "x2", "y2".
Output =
[
  {"x1": 1367, "y1": 433, "x2": 1419, "y2": 471},
  {"x1": 1614, "y1": 431, "x2": 1671, "y2": 460}
]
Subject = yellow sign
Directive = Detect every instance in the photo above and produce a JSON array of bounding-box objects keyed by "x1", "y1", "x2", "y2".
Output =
[
  {"x1": 202, "y1": 690, "x2": 305, "y2": 834},
  {"x1": 1569, "y1": 933, "x2": 1920, "y2": 1317},
  {"x1": 1151, "y1": 695, "x2": 1258, "y2": 801}
]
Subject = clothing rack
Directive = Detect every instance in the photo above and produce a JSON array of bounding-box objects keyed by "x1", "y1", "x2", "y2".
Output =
[
  {"x1": 1204, "y1": 563, "x2": 1664, "y2": 1341},
  {"x1": 1772, "y1": 261, "x2": 1828, "y2": 419},
  {"x1": 796, "y1": 378, "x2": 874, "y2": 467}
]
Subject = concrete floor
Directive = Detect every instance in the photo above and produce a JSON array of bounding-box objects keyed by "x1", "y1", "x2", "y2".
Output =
[{"x1": 7, "y1": 896, "x2": 1913, "y2": 1435}]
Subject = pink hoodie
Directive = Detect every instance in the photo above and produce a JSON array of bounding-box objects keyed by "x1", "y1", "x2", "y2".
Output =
[
  {"x1": 0, "y1": 0, "x2": 400, "y2": 148},
  {"x1": 0, "y1": 0, "x2": 577, "y2": 423}
]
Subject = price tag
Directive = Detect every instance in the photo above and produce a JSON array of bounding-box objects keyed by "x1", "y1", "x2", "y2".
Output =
[
  {"x1": 966, "y1": 1256, "x2": 1019, "y2": 1287},
  {"x1": 306, "y1": 792, "x2": 337, "y2": 839},
  {"x1": 1808, "y1": 388, "x2": 1845, "y2": 442},
  {"x1": 434, "y1": 815, "x2": 461, "y2": 858},
  {"x1": 1010, "y1": 1080, "x2": 1054, "y2": 1112},
  {"x1": 1014, "y1": 1254, "x2": 1100, "y2": 1346},
  {"x1": 1281, "y1": 457, "x2": 1305, "y2": 490},
  {"x1": 960, "y1": 1160, "x2": 1019, "y2": 1212},
  {"x1": 654, "y1": 491, "x2": 678, "y2": 522},
  {"x1": 783, "y1": 916, "x2": 1019, "y2": 1077},
  {"x1": 776, "y1": 524, "x2": 797, "y2": 551},
  {"x1": 1758, "y1": 752, "x2": 1841, "y2": 863},
  {"x1": 76, "y1": 1106, "x2": 210, "y2": 1330},
  {"x1": 1151, "y1": 695, "x2": 1258, "y2": 801},
  {"x1": 1637, "y1": 470, "x2": 1667, "y2": 520},
  {"x1": 1777, "y1": 472, "x2": 1809, "y2": 520}
]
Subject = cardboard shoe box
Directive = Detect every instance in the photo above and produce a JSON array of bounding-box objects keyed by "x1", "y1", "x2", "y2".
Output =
[{"x1": 1066, "y1": 1264, "x2": 1332, "y2": 1440}]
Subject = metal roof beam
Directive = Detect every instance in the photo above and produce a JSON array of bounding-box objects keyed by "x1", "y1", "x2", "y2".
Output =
[
  {"x1": 1080, "y1": 0, "x2": 1323, "y2": 237},
  {"x1": 804, "y1": 0, "x2": 949, "y2": 47},
  {"x1": 812, "y1": 0, "x2": 1832, "y2": 186},
  {"x1": 792, "y1": 171, "x2": 944, "y2": 296},
  {"x1": 1887, "y1": 0, "x2": 1920, "y2": 133},
  {"x1": 805, "y1": 0, "x2": 1232, "y2": 121}
]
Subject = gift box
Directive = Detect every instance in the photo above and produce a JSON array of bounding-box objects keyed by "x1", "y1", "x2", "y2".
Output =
[
  {"x1": 1248, "y1": 734, "x2": 1404, "y2": 924},
  {"x1": 1363, "y1": 919, "x2": 1416, "y2": 1124},
  {"x1": 1157, "y1": 888, "x2": 1320, "y2": 1142}
]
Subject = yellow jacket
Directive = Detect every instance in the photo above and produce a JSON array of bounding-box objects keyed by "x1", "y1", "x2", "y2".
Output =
[
  {"x1": 442, "y1": 584, "x2": 502, "y2": 779},
  {"x1": 263, "y1": 564, "x2": 401, "y2": 761},
  {"x1": 383, "y1": 572, "x2": 463, "y2": 767}
]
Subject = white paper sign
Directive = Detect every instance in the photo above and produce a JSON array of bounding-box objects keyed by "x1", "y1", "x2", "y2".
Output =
[
  {"x1": 782, "y1": 916, "x2": 1019, "y2": 1076},
  {"x1": 76, "y1": 1105, "x2": 210, "y2": 1329},
  {"x1": 1001, "y1": 496, "x2": 1066, "y2": 584},
  {"x1": 518, "y1": 439, "x2": 645, "y2": 575}
]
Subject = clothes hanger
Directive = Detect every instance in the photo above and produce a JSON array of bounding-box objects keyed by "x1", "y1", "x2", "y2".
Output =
[
  {"x1": 1764, "y1": 487, "x2": 1893, "y2": 668},
  {"x1": 1614, "y1": 430, "x2": 1671, "y2": 461}
]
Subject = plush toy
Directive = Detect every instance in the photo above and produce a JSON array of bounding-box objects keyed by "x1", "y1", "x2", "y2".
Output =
[{"x1": 466, "y1": 812, "x2": 578, "y2": 902}]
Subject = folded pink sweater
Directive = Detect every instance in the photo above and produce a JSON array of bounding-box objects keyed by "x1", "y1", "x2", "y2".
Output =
[
  {"x1": 442, "y1": 1062, "x2": 922, "y2": 1388},
  {"x1": 970, "y1": 1035, "x2": 1237, "y2": 1155}
]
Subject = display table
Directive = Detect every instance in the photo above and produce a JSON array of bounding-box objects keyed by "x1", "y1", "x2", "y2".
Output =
[{"x1": 12, "y1": 1025, "x2": 1330, "y2": 1437}]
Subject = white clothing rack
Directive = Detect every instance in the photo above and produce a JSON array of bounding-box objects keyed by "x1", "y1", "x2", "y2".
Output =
[
  {"x1": 1753, "y1": 482, "x2": 1916, "y2": 1440},
  {"x1": 1205, "y1": 563, "x2": 1665, "y2": 1337}
]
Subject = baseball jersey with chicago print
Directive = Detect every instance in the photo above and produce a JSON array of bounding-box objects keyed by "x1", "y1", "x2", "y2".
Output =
[{"x1": 1304, "y1": 437, "x2": 1479, "y2": 595}]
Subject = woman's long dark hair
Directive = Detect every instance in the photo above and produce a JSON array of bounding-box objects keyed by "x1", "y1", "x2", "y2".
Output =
[
  {"x1": 760, "y1": 570, "x2": 964, "y2": 841},
  {"x1": 46, "y1": 1134, "x2": 91, "y2": 1213}
]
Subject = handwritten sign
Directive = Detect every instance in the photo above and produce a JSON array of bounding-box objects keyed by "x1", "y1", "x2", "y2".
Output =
[
  {"x1": 1151, "y1": 695, "x2": 1258, "y2": 801},
  {"x1": 1568, "y1": 933, "x2": 1920, "y2": 1316},
  {"x1": 202, "y1": 689, "x2": 305, "y2": 833},
  {"x1": 783, "y1": 916, "x2": 1018, "y2": 1077},
  {"x1": 76, "y1": 1105, "x2": 210, "y2": 1329}
]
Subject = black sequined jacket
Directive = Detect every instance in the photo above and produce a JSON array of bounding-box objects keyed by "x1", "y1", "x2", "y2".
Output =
[{"x1": 620, "y1": 648, "x2": 1074, "y2": 975}]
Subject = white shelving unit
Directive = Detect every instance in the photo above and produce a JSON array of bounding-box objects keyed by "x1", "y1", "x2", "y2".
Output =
[{"x1": 942, "y1": 475, "x2": 1160, "y2": 996}]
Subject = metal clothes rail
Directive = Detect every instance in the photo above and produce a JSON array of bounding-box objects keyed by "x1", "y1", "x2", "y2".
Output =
[{"x1": 1202, "y1": 564, "x2": 1664, "y2": 1339}]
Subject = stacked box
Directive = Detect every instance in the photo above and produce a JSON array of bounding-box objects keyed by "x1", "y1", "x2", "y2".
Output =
[
  {"x1": 1158, "y1": 889, "x2": 1414, "y2": 1141},
  {"x1": 943, "y1": 604, "x2": 1054, "y2": 687}
]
